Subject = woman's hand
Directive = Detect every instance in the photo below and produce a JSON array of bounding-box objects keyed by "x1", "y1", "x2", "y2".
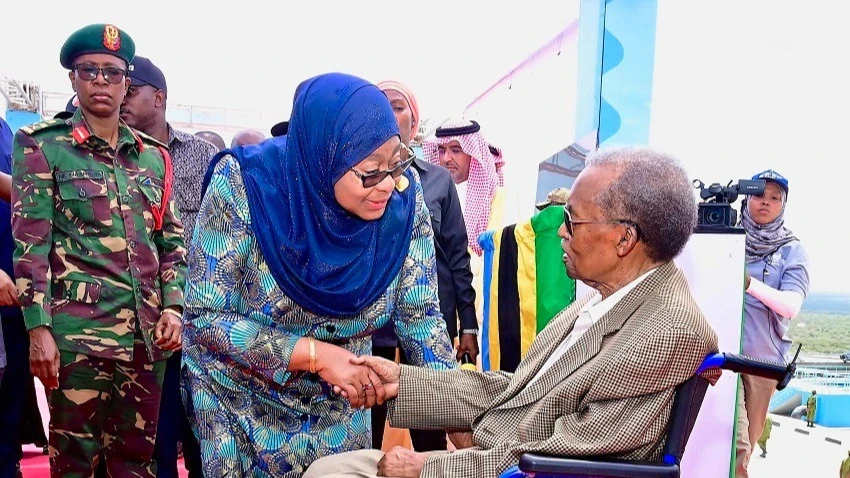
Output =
[{"x1": 315, "y1": 343, "x2": 386, "y2": 409}]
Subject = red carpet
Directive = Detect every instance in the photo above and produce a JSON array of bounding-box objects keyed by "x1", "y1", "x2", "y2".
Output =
[{"x1": 20, "y1": 380, "x2": 190, "y2": 477}]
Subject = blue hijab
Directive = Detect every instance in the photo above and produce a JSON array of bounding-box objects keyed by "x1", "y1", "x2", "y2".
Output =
[{"x1": 209, "y1": 73, "x2": 415, "y2": 316}]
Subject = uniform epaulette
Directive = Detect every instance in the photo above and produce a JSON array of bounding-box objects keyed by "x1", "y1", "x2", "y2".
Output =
[
  {"x1": 18, "y1": 118, "x2": 68, "y2": 136},
  {"x1": 135, "y1": 130, "x2": 168, "y2": 149}
]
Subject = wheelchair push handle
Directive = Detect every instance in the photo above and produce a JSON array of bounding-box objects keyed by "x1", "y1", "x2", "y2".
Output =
[
  {"x1": 696, "y1": 344, "x2": 801, "y2": 391},
  {"x1": 719, "y1": 353, "x2": 788, "y2": 379}
]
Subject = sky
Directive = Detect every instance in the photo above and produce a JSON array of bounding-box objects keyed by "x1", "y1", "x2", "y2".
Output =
[
  {"x1": 0, "y1": 0, "x2": 575, "y2": 125},
  {"x1": 1, "y1": 0, "x2": 847, "y2": 295}
]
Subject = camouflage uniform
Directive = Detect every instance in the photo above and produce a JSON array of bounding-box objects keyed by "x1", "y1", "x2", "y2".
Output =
[{"x1": 11, "y1": 110, "x2": 186, "y2": 477}]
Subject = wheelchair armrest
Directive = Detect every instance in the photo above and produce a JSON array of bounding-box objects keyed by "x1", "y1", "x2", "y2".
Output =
[
  {"x1": 518, "y1": 454, "x2": 680, "y2": 478},
  {"x1": 698, "y1": 352, "x2": 796, "y2": 390}
]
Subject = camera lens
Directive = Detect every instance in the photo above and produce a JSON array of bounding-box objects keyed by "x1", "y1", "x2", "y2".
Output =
[{"x1": 707, "y1": 209, "x2": 724, "y2": 225}]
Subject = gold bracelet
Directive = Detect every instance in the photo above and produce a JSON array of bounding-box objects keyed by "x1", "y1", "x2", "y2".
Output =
[{"x1": 308, "y1": 337, "x2": 316, "y2": 374}]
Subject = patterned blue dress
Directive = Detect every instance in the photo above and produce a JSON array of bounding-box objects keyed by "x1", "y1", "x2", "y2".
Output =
[{"x1": 181, "y1": 156, "x2": 456, "y2": 477}]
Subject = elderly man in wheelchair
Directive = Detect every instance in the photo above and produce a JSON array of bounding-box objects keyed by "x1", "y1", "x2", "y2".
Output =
[{"x1": 305, "y1": 147, "x2": 778, "y2": 478}]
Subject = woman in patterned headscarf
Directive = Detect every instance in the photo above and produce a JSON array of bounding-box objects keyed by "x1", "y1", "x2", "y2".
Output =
[
  {"x1": 735, "y1": 169, "x2": 810, "y2": 478},
  {"x1": 181, "y1": 73, "x2": 456, "y2": 477}
]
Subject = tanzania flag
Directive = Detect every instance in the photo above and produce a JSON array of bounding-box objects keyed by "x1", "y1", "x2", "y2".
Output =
[{"x1": 480, "y1": 205, "x2": 576, "y2": 372}]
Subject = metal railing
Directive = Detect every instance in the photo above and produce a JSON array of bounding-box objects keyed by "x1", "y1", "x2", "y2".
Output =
[
  {"x1": 793, "y1": 365, "x2": 850, "y2": 388},
  {"x1": 1, "y1": 77, "x2": 40, "y2": 112}
]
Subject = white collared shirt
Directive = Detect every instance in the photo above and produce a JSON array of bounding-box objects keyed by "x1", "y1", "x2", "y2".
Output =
[
  {"x1": 456, "y1": 180, "x2": 468, "y2": 216},
  {"x1": 525, "y1": 268, "x2": 658, "y2": 386}
]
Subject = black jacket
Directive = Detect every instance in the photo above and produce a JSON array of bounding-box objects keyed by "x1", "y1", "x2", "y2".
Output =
[{"x1": 373, "y1": 159, "x2": 477, "y2": 346}]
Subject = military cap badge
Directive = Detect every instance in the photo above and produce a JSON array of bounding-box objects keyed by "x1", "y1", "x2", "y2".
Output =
[{"x1": 103, "y1": 25, "x2": 121, "y2": 51}]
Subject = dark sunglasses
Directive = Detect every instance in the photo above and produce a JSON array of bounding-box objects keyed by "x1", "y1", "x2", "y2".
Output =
[
  {"x1": 73, "y1": 64, "x2": 127, "y2": 85},
  {"x1": 563, "y1": 208, "x2": 641, "y2": 240},
  {"x1": 350, "y1": 157, "x2": 413, "y2": 188}
]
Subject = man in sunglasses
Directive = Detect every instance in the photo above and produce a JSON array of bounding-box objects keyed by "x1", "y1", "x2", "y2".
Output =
[
  {"x1": 307, "y1": 146, "x2": 719, "y2": 478},
  {"x1": 10, "y1": 24, "x2": 186, "y2": 477},
  {"x1": 122, "y1": 55, "x2": 213, "y2": 478}
]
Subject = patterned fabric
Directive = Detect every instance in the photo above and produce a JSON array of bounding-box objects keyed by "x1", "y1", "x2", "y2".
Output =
[
  {"x1": 49, "y1": 342, "x2": 165, "y2": 477},
  {"x1": 168, "y1": 127, "x2": 218, "y2": 245},
  {"x1": 740, "y1": 199, "x2": 798, "y2": 264},
  {"x1": 388, "y1": 262, "x2": 720, "y2": 478},
  {"x1": 423, "y1": 120, "x2": 504, "y2": 255},
  {"x1": 11, "y1": 110, "x2": 186, "y2": 362},
  {"x1": 230, "y1": 73, "x2": 413, "y2": 317},
  {"x1": 181, "y1": 157, "x2": 456, "y2": 478}
]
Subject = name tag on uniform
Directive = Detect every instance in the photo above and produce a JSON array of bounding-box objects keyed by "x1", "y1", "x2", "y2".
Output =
[{"x1": 55, "y1": 169, "x2": 105, "y2": 182}]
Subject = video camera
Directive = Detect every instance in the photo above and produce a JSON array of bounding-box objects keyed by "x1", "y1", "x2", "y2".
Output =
[{"x1": 693, "y1": 179, "x2": 766, "y2": 228}]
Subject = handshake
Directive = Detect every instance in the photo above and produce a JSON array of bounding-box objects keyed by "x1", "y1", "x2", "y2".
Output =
[{"x1": 316, "y1": 348, "x2": 401, "y2": 410}]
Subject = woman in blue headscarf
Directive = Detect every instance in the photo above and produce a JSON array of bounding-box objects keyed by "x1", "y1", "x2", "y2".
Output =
[{"x1": 181, "y1": 73, "x2": 456, "y2": 477}]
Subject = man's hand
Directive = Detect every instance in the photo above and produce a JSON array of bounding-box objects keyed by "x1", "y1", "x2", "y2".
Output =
[
  {"x1": 347, "y1": 355, "x2": 400, "y2": 400},
  {"x1": 377, "y1": 446, "x2": 431, "y2": 477},
  {"x1": 456, "y1": 333, "x2": 479, "y2": 363},
  {"x1": 0, "y1": 269, "x2": 20, "y2": 306},
  {"x1": 744, "y1": 273, "x2": 752, "y2": 291},
  {"x1": 154, "y1": 308, "x2": 182, "y2": 351},
  {"x1": 29, "y1": 326, "x2": 60, "y2": 390}
]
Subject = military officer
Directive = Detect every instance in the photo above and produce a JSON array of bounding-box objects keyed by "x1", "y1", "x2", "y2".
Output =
[{"x1": 11, "y1": 24, "x2": 186, "y2": 477}]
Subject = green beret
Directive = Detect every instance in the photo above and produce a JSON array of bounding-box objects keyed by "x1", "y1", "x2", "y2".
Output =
[{"x1": 60, "y1": 24, "x2": 135, "y2": 69}]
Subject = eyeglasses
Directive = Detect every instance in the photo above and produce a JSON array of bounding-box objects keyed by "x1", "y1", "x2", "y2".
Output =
[
  {"x1": 350, "y1": 157, "x2": 413, "y2": 188},
  {"x1": 563, "y1": 208, "x2": 641, "y2": 240},
  {"x1": 400, "y1": 143, "x2": 417, "y2": 161},
  {"x1": 73, "y1": 64, "x2": 127, "y2": 85}
]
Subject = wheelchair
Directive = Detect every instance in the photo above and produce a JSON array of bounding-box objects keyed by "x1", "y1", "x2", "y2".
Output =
[{"x1": 500, "y1": 349, "x2": 799, "y2": 478}]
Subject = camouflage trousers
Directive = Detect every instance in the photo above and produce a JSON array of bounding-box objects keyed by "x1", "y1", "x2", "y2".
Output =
[{"x1": 49, "y1": 341, "x2": 166, "y2": 478}]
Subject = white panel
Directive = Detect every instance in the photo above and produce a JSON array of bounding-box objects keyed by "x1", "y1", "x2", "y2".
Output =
[{"x1": 677, "y1": 232, "x2": 746, "y2": 478}]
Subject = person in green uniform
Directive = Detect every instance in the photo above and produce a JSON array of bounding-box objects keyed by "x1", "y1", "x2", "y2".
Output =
[
  {"x1": 807, "y1": 390, "x2": 817, "y2": 427},
  {"x1": 11, "y1": 23, "x2": 186, "y2": 477},
  {"x1": 840, "y1": 450, "x2": 850, "y2": 478},
  {"x1": 756, "y1": 417, "x2": 772, "y2": 458}
]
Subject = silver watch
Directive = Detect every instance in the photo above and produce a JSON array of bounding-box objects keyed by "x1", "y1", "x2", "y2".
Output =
[{"x1": 461, "y1": 329, "x2": 479, "y2": 336}]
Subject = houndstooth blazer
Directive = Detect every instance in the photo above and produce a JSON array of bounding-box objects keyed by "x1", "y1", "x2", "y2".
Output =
[{"x1": 388, "y1": 262, "x2": 720, "y2": 478}]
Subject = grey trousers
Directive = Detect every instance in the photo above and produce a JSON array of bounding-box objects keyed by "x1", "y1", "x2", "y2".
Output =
[{"x1": 304, "y1": 450, "x2": 385, "y2": 478}]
